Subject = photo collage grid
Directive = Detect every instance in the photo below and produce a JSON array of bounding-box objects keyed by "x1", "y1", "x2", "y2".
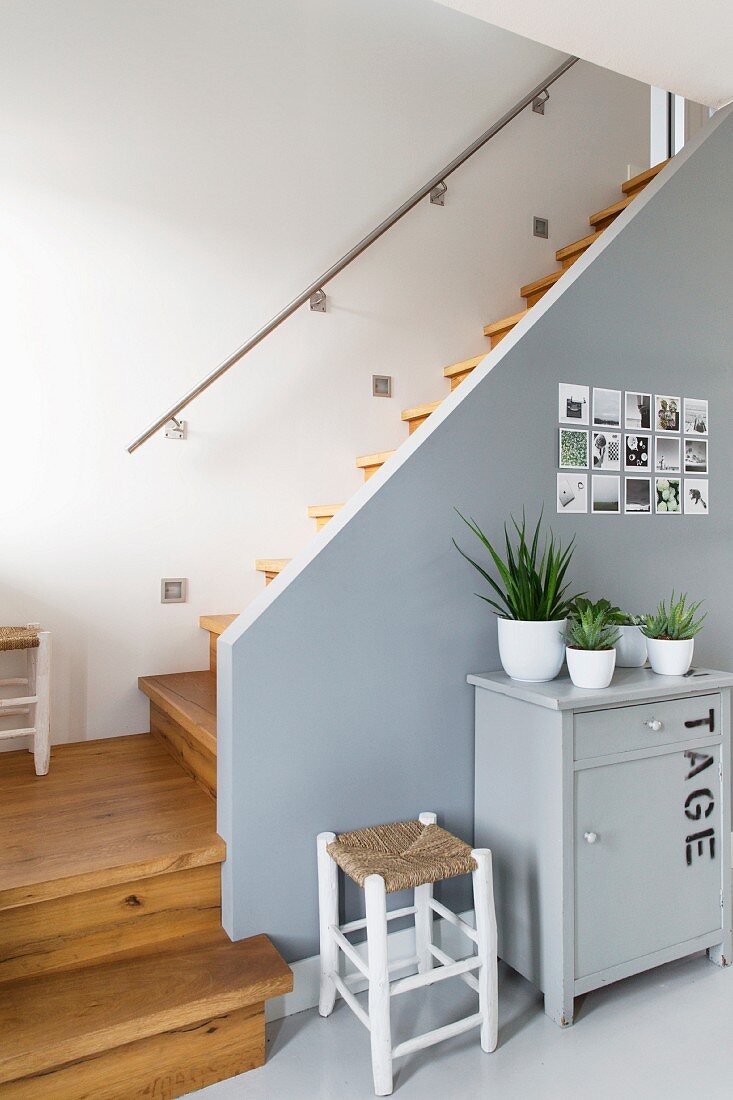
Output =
[{"x1": 557, "y1": 385, "x2": 709, "y2": 516}]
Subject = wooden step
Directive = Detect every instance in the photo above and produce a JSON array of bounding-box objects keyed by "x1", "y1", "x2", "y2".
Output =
[
  {"x1": 0, "y1": 736, "x2": 224, "y2": 984},
  {"x1": 307, "y1": 503, "x2": 344, "y2": 531},
  {"x1": 0, "y1": 928, "x2": 292, "y2": 1098},
  {"x1": 588, "y1": 192, "x2": 633, "y2": 231},
  {"x1": 401, "y1": 399, "x2": 441, "y2": 434},
  {"x1": 555, "y1": 230, "x2": 603, "y2": 269},
  {"x1": 483, "y1": 308, "x2": 529, "y2": 348},
  {"x1": 200, "y1": 613, "x2": 239, "y2": 672},
  {"x1": 138, "y1": 671, "x2": 217, "y2": 799},
  {"x1": 355, "y1": 450, "x2": 395, "y2": 481},
  {"x1": 621, "y1": 158, "x2": 670, "y2": 197},
  {"x1": 443, "y1": 354, "x2": 485, "y2": 391},
  {"x1": 520, "y1": 268, "x2": 564, "y2": 307},
  {"x1": 255, "y1": 558, "x2": 290, "y2": 584}
]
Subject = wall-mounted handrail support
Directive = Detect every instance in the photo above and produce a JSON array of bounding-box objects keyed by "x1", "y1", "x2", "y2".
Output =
[{"x1": 126, "y1": 55, "x2": 578, "y2": 453}]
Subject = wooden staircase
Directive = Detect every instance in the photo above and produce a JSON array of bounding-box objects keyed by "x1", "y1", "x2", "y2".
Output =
[{"x1": 0, "y1": 731, "x2": 291, "y2": 1095}]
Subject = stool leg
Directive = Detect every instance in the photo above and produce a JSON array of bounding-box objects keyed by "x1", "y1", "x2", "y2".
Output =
[
  {"x1": 32, "y1": 633, "x2": 51, "y2": 777},
  {"x1": 317, "y1": 831, "x2": 338, "y2": 1017},
  {"x1": 365, "y1": 874, "x2": 393, "y2": 1096},
  {"x1": 415, "y1": 811, "x2": 437, "y2": 973},
  {"x1": 472, "y1": 848, "x2": 498, "y2": 1053}
]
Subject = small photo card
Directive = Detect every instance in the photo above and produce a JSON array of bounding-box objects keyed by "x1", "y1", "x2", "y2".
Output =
[
  {"x1": 655, "y1": 435, "x2": 681, "y2": 473},
  {"x1": 559, "y1": 428, "x2": 589, "y2": 470},
  {"x1": 593, "y1": 388, "x2": 621, "y2": 428},
  {"x1": 684, "y1": 398, "x2": 708, "y2": 436},
  {"x1": 655, "y1": 477, "x2": 681, "y2": 514},
  {"x1": 556, "y1": 473, "x2": 588, "y2": 514},
  {"x1": 592, "y1": 474, "x2": 620, "y2": 514},
  {"x1": 624, "y1": 433, "x2": 651, "y2": 471},
  {"x1": 625, "y1": 392, "x2": 652, "y2": 431},
  {"x1": 684, "y1": 478, "x2": 709, "y2": 515},
  {"x1": 625, "y1": 477, "x2": 652, "y2": 515},
  {"x1": 592, "y1": 431, "x2": 621, "y2": 471},
  {"x1": 655, "y1": 394, "x2": 680, "y2": 432},
  {"x1": 684, "y1": 438, "x2": 708, "y2": 474},
  {"x1": 558, "y1": 383, "x2": 590, "y2": 425}
]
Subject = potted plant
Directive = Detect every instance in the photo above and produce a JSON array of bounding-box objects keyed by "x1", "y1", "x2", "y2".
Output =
[
  {"x1": 614, "y1": 612, "x2": 648, "y2": 667},
  {"x1": 454, "y1": 510, "x2": 579, "y2": 682},
  {"x1": 642, "y1": 592, "x2": 706, "y2": 676},
  {"x1": 565, "y1": 600, "x2": 621, "y2": 689}
]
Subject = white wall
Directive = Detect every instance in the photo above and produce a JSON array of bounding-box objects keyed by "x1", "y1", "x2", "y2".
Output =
[{"x1": 0, "y1": 0, "x2": 649, "y2": 745}]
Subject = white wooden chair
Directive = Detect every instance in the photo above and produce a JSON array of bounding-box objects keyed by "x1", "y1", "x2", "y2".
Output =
[
  {"x1": 0, "y1": 625, "x2": 51, "y2": 775},
  {"x1": 317, "y1": 811, "x2": 498, "y2": 1096}
]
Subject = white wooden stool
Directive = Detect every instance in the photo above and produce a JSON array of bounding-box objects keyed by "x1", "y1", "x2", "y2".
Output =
[
  {"x1": 317, "y1": 812, "x2": 498, "y2": 1096},
  {"x1": 0, "y1": 625, "x2": 51, "y2": 775}
]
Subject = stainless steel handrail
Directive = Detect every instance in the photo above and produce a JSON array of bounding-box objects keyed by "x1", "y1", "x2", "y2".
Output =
[{"x1": 127, "y1": 55, "x2": 578, "y2": 452}]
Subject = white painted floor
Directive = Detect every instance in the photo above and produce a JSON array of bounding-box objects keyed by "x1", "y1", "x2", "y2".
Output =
[{"x1": 195, "y1": 950, "x2": 733, "y2": 1099}]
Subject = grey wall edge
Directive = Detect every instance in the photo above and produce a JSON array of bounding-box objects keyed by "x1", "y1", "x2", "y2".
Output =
[{"x1": 219, "y1": 104, "x2": 733, "y2": 959}]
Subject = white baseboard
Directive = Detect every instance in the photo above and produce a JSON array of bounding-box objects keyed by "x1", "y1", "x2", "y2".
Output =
[{"x1": 266, "y1": 908, "x2": 476, "y2": 1022}]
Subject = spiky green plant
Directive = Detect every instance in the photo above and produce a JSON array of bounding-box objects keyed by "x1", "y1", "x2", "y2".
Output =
[
  {"x1": 641, "y1": 592, "x2": 706, "y2": 641},
  {"x1": 566, "y1": 599, "x2": 621, "y2": 651},
  {"x1": 573, "y1": 599, "x2": 644, "y2": 628},
  {"x1": 453, "y1": 510, "x2": 579, "y2": 621}
]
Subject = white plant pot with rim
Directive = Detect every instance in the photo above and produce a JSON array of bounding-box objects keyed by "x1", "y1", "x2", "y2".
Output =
[
  {"x1": 646, "y1": 636, "x2": 695, "y2": 676},
  {"x1": 615, "y1": 625, "x2": 648, "y2": 668},
  {"x1": 497, "y1": 618, "x2": 567, "y2": 683},
  {"x1": 566, "y1": 646, "x2": 617, "y2": 690}
]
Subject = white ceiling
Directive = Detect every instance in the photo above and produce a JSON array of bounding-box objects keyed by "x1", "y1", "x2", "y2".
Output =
[{"x1": 434, "y1": 0, "x2": 733, "y2": 107}]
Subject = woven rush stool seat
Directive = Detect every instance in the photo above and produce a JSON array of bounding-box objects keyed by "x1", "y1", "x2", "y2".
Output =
[
  {"x1": 0, "y1": 626, "x2": 40, "y2": 653},
  {"x1": 327, "y1": 819, "x2": 477, "y2": 892}
]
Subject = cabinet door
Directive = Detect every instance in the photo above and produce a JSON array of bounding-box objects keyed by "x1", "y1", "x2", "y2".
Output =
[{"x1": 575, "y1": 745, "x2": 722, "y2": 979}]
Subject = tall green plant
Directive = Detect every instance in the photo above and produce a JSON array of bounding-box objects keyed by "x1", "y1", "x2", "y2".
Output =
[
  {"x1": 453, "y1": 510, "x2": 579, "y2": 621},
  {"x1": 642, "y1": 592, "x2": 706, "y2": 640},
  {"x1": 566, "y1": 600, "x2": 621, "y2": 651}
]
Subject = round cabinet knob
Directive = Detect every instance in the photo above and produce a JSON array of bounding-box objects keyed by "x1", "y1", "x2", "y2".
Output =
[
  {"x1": 644, "y1": 719, "x2": 663, "y2": 731},
  {"x1": 584, "y1": 831, "x2": 598, "y2": 845}
]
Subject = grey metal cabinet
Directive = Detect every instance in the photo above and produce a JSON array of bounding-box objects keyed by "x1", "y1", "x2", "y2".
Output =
[{"x1": 469, "y1": 667, "x2": 733, "y2": 1026}]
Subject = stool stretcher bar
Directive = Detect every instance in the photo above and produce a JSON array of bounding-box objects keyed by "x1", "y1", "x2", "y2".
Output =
[
  {"x1": 429, "y1": 942, "x2": 480, "y2": 993},
  {"x1": 389, "y1": 955, "x2": 482, "y2": 998},
  {"x1": 428, "y1": 897, "x2": 479, "y2": 943},
  {"x1": 332, "y1": 972, "x2": 371, "y2": 1030},
  {"x1": 392, "y1": 1012, "x2": 484, "y2": 1061},
  {"x1": 340, "y1": 905, "x2": 416, "y2": 935}
]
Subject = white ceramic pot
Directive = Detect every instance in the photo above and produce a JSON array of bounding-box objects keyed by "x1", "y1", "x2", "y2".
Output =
[
  {"x1": 566, "y1": 646, "x2": 616, "y2": 690},
  {"x1": 646, "y1": 637, "x2": 695, "y2": 676},
  {"x1": 497, "y1": 618, "x2": 567, "y2": 683},
  {"x1": 615, "y1": 625, "x2": 648, "y2": 668}
]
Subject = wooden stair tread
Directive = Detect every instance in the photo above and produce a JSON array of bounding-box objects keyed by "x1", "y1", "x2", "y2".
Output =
[
  {"x1": 0, "y1": 736, "x2": 224, "y2": 910},
  {"x1": 621, "y1": 159, "x2": 670, "y2": 195},
  {"x1": 138, "y1": 671, "x2": 216, "y2": 755},
  {"x1": 307, "y1": 504, "x2": 344, "y2": 519},
  {"x1": 588, "y1": 193, "x2": 633, "y2": 227},
  {"x1": 199, "y1": 614, "x2": 238, "y2": 637},
  {"x1": 555, "y1": 230, "x2": 602, "y2": 263},
  {"x1": 255, "y1": 558, "x2": 290, "y2": 573},
  {"x1": 520, "y1": 269, "x2": 563, "y2": 297},
  {"x1": 443, "y1": 354, "x2": 485, "y2": 380},
  {"x1": 483, "y1": 308, "x2": 529, "y2": 337},
  {"x1": 401, "y1": 399, "x2": 441, "y2": 422},
  {"x1": 355, "y1": 449, "x2": 396, "y2": 468},
  {"x1": 0, "y1": 928, "x2": 292, "y2": 1087}
]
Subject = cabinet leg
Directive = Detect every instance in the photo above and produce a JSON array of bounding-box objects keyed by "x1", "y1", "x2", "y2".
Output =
[
  {"x1": 544, "y1": 990, "x2": 575, "y2": 1028},
  {"x1": 708, "y1": 935, "x2": 732, "y2": 969}
]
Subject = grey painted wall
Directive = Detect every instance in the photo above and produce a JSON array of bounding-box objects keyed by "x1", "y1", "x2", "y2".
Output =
[{"x1": 220, "y1": 106, "x2": 733, "y2": 960}]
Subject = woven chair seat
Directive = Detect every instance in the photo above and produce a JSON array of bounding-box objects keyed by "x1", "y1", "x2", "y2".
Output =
[
  {"x1": 0, "y1": 626, "x2": 40, "y2": 653},
  {"x1": 327, "y1": 819, "x2": 476, "y2": 893}
]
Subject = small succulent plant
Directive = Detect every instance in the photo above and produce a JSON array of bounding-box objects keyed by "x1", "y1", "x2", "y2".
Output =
[
  {"x1": 641, "y1": 592, "x2": 706, "y2": 641},
  {"x1": 566, "y1": 599, "x2": 621, "y2": 651}
]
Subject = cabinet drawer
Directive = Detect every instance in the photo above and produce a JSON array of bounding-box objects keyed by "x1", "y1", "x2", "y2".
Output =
[{"x1": 574, "y1": 693, "x2": 720, "y2": 760}]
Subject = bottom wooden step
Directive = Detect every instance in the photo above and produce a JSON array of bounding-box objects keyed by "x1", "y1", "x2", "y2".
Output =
[{"x1": 0, "y1": 929, "x2": 292, "y2": 1099}]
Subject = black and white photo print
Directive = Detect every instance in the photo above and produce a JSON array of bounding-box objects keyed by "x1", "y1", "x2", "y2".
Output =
[
  {"x1": 591, "y1": 474, "x2": 621, "y2": 514},
  {"x1": 625, "y1": 477, "x2": 652, "y2": 515},
  {"x1": 625, "y1": 392, "x2": 652, "y2": 430},
  {"x1": 684, "y1": 438, "x2": 708, "y2": 474},
  {"x1": 684, "y1": 478, "x2": 709, "y2": 515},
  {"x1": 558, "y1": 383, "x2": 590, "y2": 425},
  {"x1": 624, "y1": 433, "x2": 651, "y2": 471},
  {"x1": 592, "y1": 431, "x2": 621, "y2": 470},
  {"x1": 593, "y1": 388, "x2": 621, "y2": 428},
  {"x1": 655, "y1": 394, "x2": 681, "y2": 432},
  {"x1": 684, "y1": 398, "x2": 709, "y2": 435},
  {"x1": 655, "y1": 435, "x2": 681, "y2": 473},
  {"x1": 556, "y1": 473, "x2": 588, "y2": 513}
]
